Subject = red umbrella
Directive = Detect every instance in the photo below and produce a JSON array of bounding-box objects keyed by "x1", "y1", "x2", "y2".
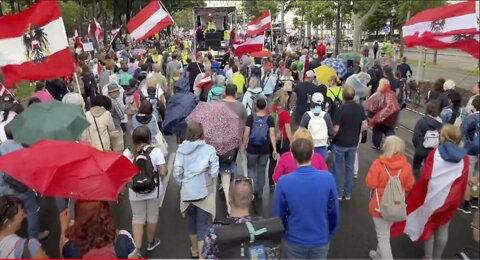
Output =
[
  {"x1": 0, "y1": 140, "x2": 138, "y2": 201},
  {"x1": 249, "y1": 50, "x2": 272, "y2": 58}
]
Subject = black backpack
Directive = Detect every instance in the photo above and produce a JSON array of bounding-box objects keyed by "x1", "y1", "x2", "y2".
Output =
[
  {"x1": 327, "y1": 88, "x2": 342, "y2": 117},
  {"x1": 215, "y1": 217, "x2": 284, "y2": 259},
  {"x1": 132, "y1": 146, "x2": 158, "y2": 194}
]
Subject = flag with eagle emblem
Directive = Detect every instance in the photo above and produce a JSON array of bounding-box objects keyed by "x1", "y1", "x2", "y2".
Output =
[
  {"x1": 0, "y1": 0, "x2": 75, "y2": 87},
  {"x1": 402, "y1": 1, "x2": 479, "y2": 59}
]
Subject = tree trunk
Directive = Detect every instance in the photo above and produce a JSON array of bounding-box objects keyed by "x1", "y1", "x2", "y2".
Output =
[
  {"x1": 352, "y1": 14, "x2": 362, "y2": 53},
  {"x1": 433, "y1": 50, "x2": 438, "y2": 64},
  {"x1": 9, "y1": 0, "x2": 14, "y2": 13}
]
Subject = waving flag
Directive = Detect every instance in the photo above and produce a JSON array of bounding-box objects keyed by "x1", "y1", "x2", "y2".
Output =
[
  {"x1": 233, "y1": 34, "x2": 265, "y2": 57},
  {"x1": 73, "y1": 28, "x2": 83, "y2": 50},
  {"x1": 402, "y1": 1, "x2": 480, "y2": 59},
  {"x1": 391, "y1": 149, "x2": 468, "y2": 241},
  {"x1": 247, "y1": 10, "x2": 272, "y2": 37},
  {"x1": 0, "y1": 0, "x2": 75, "y2": 87},
  {"x1": 196, "y1": 72, "x2": 213, "y2": 90},
  {"x1": 127, "y1": 1, "x2": 174, "y2": 43},
  {"x1": 88, "y1": 18, "x2": 104, "y2": 42}
]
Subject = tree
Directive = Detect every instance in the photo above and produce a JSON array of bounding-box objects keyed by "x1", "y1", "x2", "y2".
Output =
[
  {"x1": 351, "y1": 0, "x2": 381, "y2": 52},
  {"x1": 364, "y1": 0, "x2": 396, "y2": 37},
  {"x1": 172, "y1": 9, "x2": 194, "y2": 31},
  {"x1": 163, "y1": 0, "x2": 205, "y2": 16},
  {"x1": 242, "y1": 0, "x2": 279, "y2": 21}
]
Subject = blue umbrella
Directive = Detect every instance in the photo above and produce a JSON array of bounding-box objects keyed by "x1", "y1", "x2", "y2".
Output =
[{"x1": 321, "y1": 58, "x2": 348, "y2": 78}]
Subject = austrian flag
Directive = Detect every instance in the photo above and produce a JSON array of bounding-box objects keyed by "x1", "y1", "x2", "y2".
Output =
[
  {"x1": 0, "y1": 0, "x2": 75, "y2": 87},
  {"x1": 247, "y1": 10, "x2": 272, "y2": 37},
  {"x1": 127, "y1": 1, "x2": 174, "y2": 43}
]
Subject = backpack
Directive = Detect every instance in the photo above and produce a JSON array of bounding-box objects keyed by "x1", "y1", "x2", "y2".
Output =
[
  {"x1": 246, "y1": 90, "x2": 260, "y2": 114},
  {"x1": 215, "y1": 217, "x2": 284, "y2": 259},
  {"x1": 209, "y1": 89, "x2": 223, "y2": 102},
  {"x1": 453, "y1": 108, "x2": 464, "y2": 127},
  {"x1": 146, "y1": 96, "x2": 160, "y2": 120},
  {"x1": 124, "y1": 93, "x2": 138, "y2": 116},
  {"x1": 249, "y1": 115, "x2": 269, "y2": 146},
  {"x1": 307, "y1": 111, "x2": 329, "y2": 147},
  {"x1": 328, "y1": 88, "x2": 342, "y2": 115},
  {"x1": 375, "y1": 167, "x2": 407, "y2": 222},
  {"x1": 2, "y1": 175, "x2": 29, "y2": 193},
  {"x1": 423, "y1": 129, "x2": 440, "y2": 149},
  {"x1": 132, "y1": 146, "x2": 159, "y2": 195}
]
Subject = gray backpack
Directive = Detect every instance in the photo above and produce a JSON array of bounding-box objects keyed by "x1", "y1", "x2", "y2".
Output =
[{"x1": 376, "y1": 167, "x2": 407, "y2": 222}]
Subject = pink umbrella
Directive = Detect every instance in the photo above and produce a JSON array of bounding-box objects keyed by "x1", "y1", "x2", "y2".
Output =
[{"x1": 186, "y1": 102, "x2": 243, "y2": 155}]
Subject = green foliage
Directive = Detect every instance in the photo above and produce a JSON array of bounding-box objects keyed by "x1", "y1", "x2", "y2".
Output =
[
  {"x1": 162, "y1": 0, "x2": 206, "y2": 16},
  {"x1": 241, "y1": 0, "x2": 279, "y2": 20},
  {"x1": 59, "y1": 0, "x2": 81, "y2": 35},
  {"x1": 396, "y1": 0, "x2": 446, "y2": 25},
  {"x1": 364, "y1": 0, "x2": 396, "y2": 33},
  {"x1": 172, "y1": 9, "x2": 194, "y2": 31}
]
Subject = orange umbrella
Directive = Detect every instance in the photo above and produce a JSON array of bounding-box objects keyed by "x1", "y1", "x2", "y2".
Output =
[{"x1": 249, "y1": 50, "x2": 272, "y2": 58}]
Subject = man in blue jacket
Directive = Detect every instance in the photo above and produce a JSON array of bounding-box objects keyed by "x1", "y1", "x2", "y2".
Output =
[{"x1": 273, "y1": 138, "x2": 339, "y2": 259}]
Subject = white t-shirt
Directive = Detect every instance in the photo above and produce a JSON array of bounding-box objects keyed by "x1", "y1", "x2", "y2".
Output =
[
  {"x1": 123, "y1": 147, "x2": 165, "y2": 201},
  {"x1": 0, "y1": 111, "x2": 16, "y2": 143}
]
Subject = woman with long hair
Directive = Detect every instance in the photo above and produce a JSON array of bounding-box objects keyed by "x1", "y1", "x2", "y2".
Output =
[
  {"x1": 173, "y1": 122, "x2": 219, "y2": 257},
  {"x1": 60, "y1": 200, "x2": 138, "y2": 258},
  {"x1": 123, "y1": 126, "x2": 167, "y2": 253},
  {"x1": 366, "y1": 136, "x2": 415, "y2": 259}
]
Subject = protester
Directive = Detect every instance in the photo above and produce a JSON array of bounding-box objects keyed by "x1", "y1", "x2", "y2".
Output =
[
  {"x1": 123, "y1": 126, "x2": 167, "y2": 252},
  {"x1": 299, "y1": 92, "x2": 333, "y2": 160},
  {"x1": 412, "y1": 100, "x2": 442, "y2": 179},
  {"x1": 396, "y1": 57, "x2": 413, "y2": 79},
  {"x1": 262, "y1": 63, "x2": 278, "y2": 105},
  {"x1": 267, "y1": 90, "x2": 293, "y2": 188},
  {"x1": 60, "y1": 200, "x2": 138, "y2": 258},
  {"x1": 426, "y1": 78, "x2": 445, "y2": 103},
  {"x1": 0, "y1": 196, "x2": 48, "y2": 258},
  {"x1": 440, "y1": 90, "x2": 467, "y2": 125},
  {"x1": 173, "y1": 122, "x2": 219, "y2": 258},
  {"x1": 273, "y1": 128, "x2": 328, "y2": 183},
  {"x1": 366, "y1": 136, "x2": 415, "y2": 259},
  {"x1": 118, "y1": 63, "x2": 133, "y2": 88},
  {"x1": 439, "y1": 79, "x2": 456, "y2": 110},
  {"x1": 243, "y1": 98, "x2": 277, "y2": 200},
  {"x1": 62, "y1": 82, "x2": 85, "y2": 108},
  {"x1": 207, "y1": 75, "x2": 226, "y2": 102},
  {"x1": 273, "y1": 138, "x2": 339, "y2": 259},
  {"x1": 202, "y1": 178, "x2": 254, "y2": 258},
  {"x1": 151, "y1": 64, "x2": 168, "y2": 97},
  {"x1": 242, "y1": 77, "x2": 264, "y2": 116},
  {"x1": 0, "y1": 96, "x2": 17, "y2": 143},
  {"x1": 166, "y1": 54, "x2": 182, "y2": 81},
  {"x1": 383, "y1": 67, "x2": 400, "y2": 98},
  {"x1": 364, "y1": 79, "x2": 400, "y2": 150},
  {"x1": 82, "y1": 95, "x2": 116, "y2": 151},
  {"x1": 106, "y1": 83, "x2": 126, "y2": 131},
  {"x1": 132, "y1": 101, "x2": 159, "y2": 145},
  {"x1": 187, "y1": 58, "x2": 205, "y2": 91},
  {"x1": 46, "y1": 78, "x2": 68, "y2": 101},
  {"x1": 230, "y1": 65, "x2": 245, "y2": 101},
  {"x1": 332, "y1": 86, "x2": 367, "y2": 200},
  {"x1": 460, "y1": 95, "x2": 480, "y2": 213},
  {"x1": 292, "y1": 70, "x2": 326, "y2": 125},
  {"x1": 465, "y1": 81, "x2": 480, "y2": 114},
  {"x1": 31, "y1": 81, "x2": 54, "y2": 102},
  {"x1": 222, "y1": 83, "x2": 248, "y2": 123}
]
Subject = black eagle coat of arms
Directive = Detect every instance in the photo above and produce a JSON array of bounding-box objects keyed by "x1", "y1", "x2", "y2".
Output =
[{"x1": 23, "y1": 25, "x2": 50, "y2": 63}]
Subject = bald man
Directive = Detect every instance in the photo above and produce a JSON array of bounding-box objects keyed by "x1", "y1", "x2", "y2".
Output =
[{"x1": 202, "y1": 179, "x2": 254, "y2": 258}]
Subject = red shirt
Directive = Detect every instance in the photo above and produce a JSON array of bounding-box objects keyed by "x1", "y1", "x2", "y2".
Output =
[{"x1": 267, "y1": 106, "x2": 291, "y2": 139}]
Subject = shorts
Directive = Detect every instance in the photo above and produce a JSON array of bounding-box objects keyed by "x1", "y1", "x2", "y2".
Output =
[{"x1": 130, "y1": 198, "x2": 161, "y2": 224}]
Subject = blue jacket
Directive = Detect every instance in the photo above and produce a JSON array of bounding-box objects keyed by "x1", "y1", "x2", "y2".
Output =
[
  {"x1": 162, "y1": 78, "x2": 198, "y2": 139},
  {"x1": 438, "y1": 141, "x2": 467, "y2": 163},
  {"x1": 173, "y1": 140, "x2": 219, "y2": 201},
  {"x1": 0, "y1": 140, "x2": 24, "y2": 195},
  {"x1": 273, "y1": 166, "x2": 339, "y2": 247},
  {"x1": 461, "y1": 112, "x2": 480, "y2": 155}
]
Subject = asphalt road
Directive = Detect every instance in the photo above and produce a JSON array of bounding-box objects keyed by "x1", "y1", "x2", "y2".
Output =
[{"x1": 29, "y1": 106, "x2": 477, "y2": 259}]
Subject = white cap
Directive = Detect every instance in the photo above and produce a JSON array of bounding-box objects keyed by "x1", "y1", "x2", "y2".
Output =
[
  {"x1": 305, "y1": 70, "x2": 316, "y2": 78},
  {"x1": 312, "y1": 92, "x2": 324, "y2": 105},
  {"x1": 443, "y1": 80, "x2": 456, "y2": 91}
]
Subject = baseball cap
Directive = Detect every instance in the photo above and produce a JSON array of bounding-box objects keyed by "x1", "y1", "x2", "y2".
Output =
[
  {"x1": 312, "y1": 92, "x2": 324, "y2": 105},
  {"x1": 443, "y1": 80, "x2": 456, "y2": 91},
  {"x1": 305, "y1": 70, "x2": 316, "y2": 78}
]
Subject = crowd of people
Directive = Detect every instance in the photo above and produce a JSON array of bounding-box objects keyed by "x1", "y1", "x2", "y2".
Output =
[{"x1": 0, "y1": 32, "x2": 478, "y2": 259}]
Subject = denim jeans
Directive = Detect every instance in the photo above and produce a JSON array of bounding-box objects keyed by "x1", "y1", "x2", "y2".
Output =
[
  {"x1": 332, "y1": 145, "x2": 357, "y2": 197},
  {"x1": 282, "y1": 240, "x2": 330, "y2": 259},
  {"x1": 185, "y1": 204, "x2": 212, "y2": 240},
  {"x1": 314, "y1": 146, "x2": 328, "y2": 161},
  {"x1": 247, "y1": 153, "x2": 269, "y2": 199},
  {"x1": 8, "y1": 190, "x2": 39, "y2": 238}
]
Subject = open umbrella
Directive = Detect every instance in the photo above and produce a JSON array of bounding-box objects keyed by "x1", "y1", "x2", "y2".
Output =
[
  {"x1": 0, "y1": 140, "x2": 138, "y2": 201},
  {"x1": 249, "y1": 50, "x2": 272, "y2": 58},
  {"x1": 321, "y1": 58, "x2": 348, "y2": 78},
  {"x1": 9, "y1": 100, "x2": 89, "y2": 145},
  {"x1": 186, "y1": 102, "x2": 243, "y2": 155},
  {"x1": 337, "y1": 52, "x2": 362, "y2": 63},
  {"x1": 313, "y1": 65, "x2": 338, "y2": 86}
]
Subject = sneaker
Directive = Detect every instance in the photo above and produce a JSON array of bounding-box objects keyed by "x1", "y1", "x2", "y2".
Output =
[
  {"x1": 37, "y1": 230, "x2": 49, "y2": 241},
  {"x1": 146, "y1": 237, "x2": 161, "y2": 251},
  {"x1": 471, "y1": 198, "x2": 479, "y2": 209},
  {"x1": 345, "y1": 196, "x2": 351, "y2": 200},
  {"x1": 354, "y1": 174, "x2": 358, "y2": 179},
  {"x1": 369, "y1": 250, "x2": 378, "y2": 260},
  {"x1": 338, "y1": 196, "x2": 343, "y2": 201},
  {"x1": 371, "y1": 146, "x2": 381, "y2": 151},
  {"x1": 458, "y1": 201, "x2": 472, "y2": 214}
]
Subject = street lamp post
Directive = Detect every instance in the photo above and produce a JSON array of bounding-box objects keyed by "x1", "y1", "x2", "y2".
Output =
[
  {"x1": 390, "y1": 6, "x2": 396, "y2": 40},
  {"x1": 334, "y1": 1, "x2": 340, "y2": 56}
]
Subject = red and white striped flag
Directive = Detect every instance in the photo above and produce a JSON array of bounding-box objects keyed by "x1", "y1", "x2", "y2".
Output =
[
  {"x1": 73, "y1": 28, "x2": 83, "y2": 50},
  {"x1": 247, "y1": 10, "x2": 272, "y2": 37},
  {"x1": 127, "y1": 1, "x2": 174, "y2": 43},
  {"x1": 391, "y1": 149, "x2": 469, "y2": 241},
  {"x1": 111, "y1": 27, "x2": 121, "y2": 37},
  {"x1": 196, "y1": 72, "x2": 212, "y2": 90},
  {"x1": 402, "y1": 1, "x2": 480, "y2": 58},
  {"x1": 0, "y1": 0, "x2": 75, "y2": 87},
  {"x1": 0, "y1": 83, "x2": 9, "y2": 96},
  {"x1": 88, "y1": 18, "x2": 104, "y2": 42},
  {"x1": 233, "y1": 34, "x2": 265, "y2": 57}
]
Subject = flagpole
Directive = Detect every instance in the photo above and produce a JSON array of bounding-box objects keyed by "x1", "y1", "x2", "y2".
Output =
[{"x1": 158, "y1": 0, "x2": 176, "y2": 27}]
